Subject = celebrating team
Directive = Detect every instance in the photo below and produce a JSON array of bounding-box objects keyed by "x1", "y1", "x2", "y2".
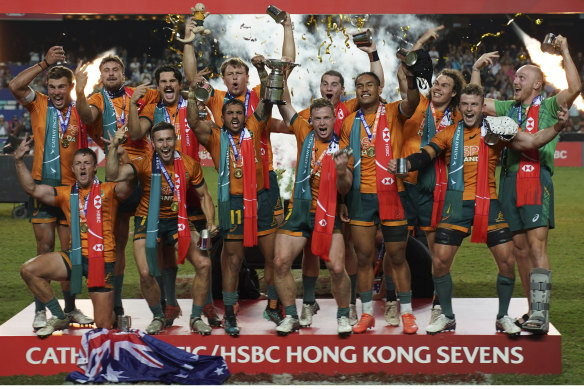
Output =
[{"x1": 10, "y1": 14, "x2": 581, "y2": 338}]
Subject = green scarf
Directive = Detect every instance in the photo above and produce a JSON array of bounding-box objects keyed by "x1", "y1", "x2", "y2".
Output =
[
  {"x1": 69, "y1": 184, "x2": 83, "y2": 294},
  {"x1": 100, "y1": 88, "x2": 119, "y2": 149},
  {"x1": 287, "y1": 132, "x2": 314, "y2": 225},
  {"x1": 145, "y1": 154, "x2": 162, "y2": 277},
  {"x1": 418, "y1": 104, "x2": 438, "y2": 192},
  {"x1": 347, "y1": 115, "x2": 363, "y2": 218},
  {"x1": 41, "y1": 104, "x2": 61, "y2": 186},
  {"x1": 443, "y1": 121, "x2": 465, "y2": 220},
  {"x1": 218, "y1": 129, "x2": 232, "y2": 233}
]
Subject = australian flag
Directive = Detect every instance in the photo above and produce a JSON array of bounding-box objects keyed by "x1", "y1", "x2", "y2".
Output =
[{"x1": 66, "y1": 328, "x2": 229, "y2": 384}]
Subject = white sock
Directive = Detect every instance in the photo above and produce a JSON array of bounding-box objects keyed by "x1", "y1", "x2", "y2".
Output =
[{"x1": 401, "y1": 302, "x2": 412, "y2": 314}]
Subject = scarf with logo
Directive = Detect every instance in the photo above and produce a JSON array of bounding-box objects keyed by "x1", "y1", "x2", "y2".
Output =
[
  {"x1": 69, "y1": 178, "x2": 104, "y2": 294},
  {"x1": 513, "y1": 96, "x2": 543, "y2": 206},
  {"x1": 42, "y1": 101, "x2": 63, "y2": 186},
  {"x1": 348, "y1": 103, "x2": 403, "y2": 220},
  {"x1": 443, "y1": 120, "x2": 491, "y2": 243},
  {"x1": 334, "y1": 102, "x2": 350, "y2": 136},
  {"x1": 418, "y1": 103, "x2": 452, "y2": 227},
  {"x1": 101, "y1": 86, "x2": 145, "y2": 153},
  {"x1": 218, "y1": 128, "x2": 258, "y2": 247}
]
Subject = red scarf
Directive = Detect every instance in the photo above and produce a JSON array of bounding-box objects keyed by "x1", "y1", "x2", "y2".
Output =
[
  {"x1": 376, "y1": 105, "x2": 404, "y2": 220},
  {"x1": 178, "y1": 106, "x2": 199, "y2": 161},
  {"x1": 311, "y1": 146, "x2": 337, "y2": 262},
  {"x1": 85, "y1": 180, "x2": 105, "y2": 288},
  {"x1": 334, "y1": 101, "x2": 349, "y2": 136},
  {"x1": 172, "y1": 153, "x2": 191, "y2": 263},
  {"x1": 429, "y1": 104, "x2": 451, "y2": 228},
  {"x1": 72, "y1": 105, "x2": 88, "y2": 149},
  {"x1": 471, "y1": 126, "x2": 491, "y2": 243},
  {"x1": 246, "y1": 89, "x2": 270, "y2": 190},
  {"x1": 516, "y1": 101, "x2": 541, "y2": 207},
  {"x1": 241, "y1": 129, "x2": 258, "y2": 247}
]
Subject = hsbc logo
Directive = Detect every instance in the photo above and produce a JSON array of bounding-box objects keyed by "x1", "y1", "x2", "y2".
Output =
[
  {"x1": 383, "y1": 128, "x2": 390, "y2": 142},
  {"x1": 526, "y1": 117, "x2": 535, "y2": 131},
  {"x1": 319, "y1": 219, "x2": 327, "y2": 227},
  {"x1": 381, "y1": 177, "x2": 394, "y2": 186},
  {"x1": 93, "y1": 196, "x2": 102, "y2": 209},
  {"x1": 92, "y1": 244, "x2": 104, "y2": 252},
  {"x1": 178, "y1": 223, "x2": 186, "y2": 231},
  {"x1": 175, "y1": 174, "x2": 181, "y2": 189},
  {"x1": 337, "y1": 109, "x2": 344, "y2": 120},
  {"x1": 521, "y1": 164, "x2": 534, "y2": 173}
]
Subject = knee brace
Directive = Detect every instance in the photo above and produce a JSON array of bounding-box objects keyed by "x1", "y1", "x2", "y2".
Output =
[
  {"x1": 486, "y1": 227, "x2": 512, "y2": 248},
  {"x1": 434, "y1": 228, "x2": 464, "y2": 246}
]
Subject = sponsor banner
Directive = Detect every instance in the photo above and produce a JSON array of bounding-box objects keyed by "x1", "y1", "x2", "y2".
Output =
[
  {"x1": 0, "y1": 332, "x2": 561, "y2": 376},
  {"x1": 554, "y1": 142, "x2": 583, "y2": 167},
  {"x1": 0, "y1": 0, "x2": 579, "y2": 16}
]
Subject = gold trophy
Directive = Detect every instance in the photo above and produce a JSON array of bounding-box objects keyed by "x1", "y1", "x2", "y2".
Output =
[
  {"x1": 541, "y1": 33, "x2": 561, "y2": 55},
  {"x1": 193, "y1": 79, "x2": 213, "y2": 103},
  {"x1": 263, "y1": 59, "x2": 300, "y2": 105}
]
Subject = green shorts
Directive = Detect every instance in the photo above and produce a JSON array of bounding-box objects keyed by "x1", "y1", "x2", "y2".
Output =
[
  {"x1": 59, "y1": 250, "x2": 114, "y2": 292},
  {"x1": 401, "y1": 182, "x2": 434, "y2": 231},
  {"x1": 279, "y1": 210, "x2": 341, "y2": 238},
  {"x1": 348, "y1": 192, "x2": 408, "y2": 228},
  {"x1": 438, "y1": 199, "x2": 508, "y2": 235},
  {"x1": 498, "y1": 168, "x2": 555, "y2": 232},
  {"x1": 223, "y1": 189, "x2": 278, "y2": 240},
  {"x1": 29, "y1": 195, "x2": 67, "y2": 225},
  {"x1": 118, "y1": 181, "x2": 142, "y2": 214},
  {"x1": 134, "y1": 216, "x2": 192, "y2": 246},
  {"x1": 268, "y1": 170, "x2": 284, "y2": 216}
]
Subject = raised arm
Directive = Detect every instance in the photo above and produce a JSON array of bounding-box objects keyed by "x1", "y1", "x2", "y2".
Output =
[
  {"x1": 105, "y1": 127, "x2": 137, "y2": 182},
  {"x1": 183, "y1": 18, "x2": 199, "y2": 84},
  {"x1": 74, "y1": 62, "x2": 100, "y2": 124},
  {"x1": 127, "y1": 82, "x2": 153, "y2": 141},
  {"x1": 411, "y1": 25, "x2": 444, "y2": 51},
  {"x1": 388, "y1": 144, "x2": 437, "y2": 174},
  {"x1": 276, "y1": 79, "x2": 296, "y2": 127},
  {"x1": 553, "y1": 36, "x2": 582, "y2": 109},
  {"x1": 509, "y1": 107, "x2": 567, "y2": 151},
  {"x1": 13, "y1": 137, "x2": 56, "y2": 206},
  {"x1": 9, "y1": 46, "x2": 65, "y2": 102},
  {"x1": 398, "y1": 64, "x2": 421, "y2": 117},
  {"x1": 186, "y1": 85, "x2": 215, "y2": 146},
  {"x1": 355, "y1": 38, "x2": 385, "y2": 88},
  {"x1": 470, "y1": 52, "x2": 500, "y2": 116},
  {"x1": 282, "y1": 13, "x2": 296, "y2": 62}
]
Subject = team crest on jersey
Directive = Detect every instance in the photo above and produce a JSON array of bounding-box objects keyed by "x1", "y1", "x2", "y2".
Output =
[{"x1": 496, "y1": 211, "x2": 505, "y2": 223}]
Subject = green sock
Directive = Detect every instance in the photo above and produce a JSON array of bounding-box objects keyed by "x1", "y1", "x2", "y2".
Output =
[
  {"x1": 266, "y1": 284, "x2": 279, "y2": 301},
  {"x1": 385, "y1": 274, "x2": 397, "y2": 301},
  {"x1": 433, "y1": 273, "x2": 454, "y2": 319},
  {"x1": 222, "y1": 290, "x2": 238, "y2": 306},
  {"x1": 62, "y1": 290, "x2": 75, "y2": 313},
  {"x1": 162, "y1": 267, "x2": 178, "y2": 306},
  {"x1": 191, "y1": 304, "x2": 204, "y2": 319},
  {"x1": 34, "y1": 296, "x2": 45, "y2": 312},
  {"x1": 113, "y1": 274, "x2": 124, "y2": 310},
  {"x1": 149, "y1": 303, "x2": 164, "y2": 318},
  {"x1": 302, "y1": 275, "x2": 318, "y2": 304},
  {"x1": 349, "y1": 274, "x2": 357, "y2": 305},
  {"x1": 337, "y1": 307, "x2": 350, "y2": 318},
  {"x1": 284, "y1": 304, "x2": 298, "y2": 318},
  {"x1": 496, "y1": 274, "x2": 515, "y2": 319},
  {"x1": 360, "y1": 289, "x2": 373, "y2": 303},
  {"x1": 46, "y1": 298, "x2": 65, "y2": 319},
  {"x1": 155, "y1": 275, "x2": 165, "y2": 305}
]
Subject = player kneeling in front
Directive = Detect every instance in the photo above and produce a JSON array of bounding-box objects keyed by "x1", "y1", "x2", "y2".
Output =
[
  {"x1": 15, "y1": 140, "x2": 132, "y2": 338},
  {"x1": 388, "y1": 84, "x2": 567, "y2": 337}
]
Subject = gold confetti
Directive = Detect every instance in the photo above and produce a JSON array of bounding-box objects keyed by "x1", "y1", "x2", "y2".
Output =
[
  {"x1": 519, "y1": 54, "x2": 527, "y2": 61},
  {"x1": 325, "y1": 16, "x2": 333, "y2": 55},
  {"x1": 317, "y1": 41, "x2": 326, "y2": 63}
]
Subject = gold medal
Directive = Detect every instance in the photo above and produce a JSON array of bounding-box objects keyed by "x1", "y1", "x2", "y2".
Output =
[
  {"x1": 80, "y1": 223, "x2": 88, "y2": 233},
  {"x1": 366, "y1": 147, "x2": 375, "y2": 157},
  {"x1": 234, "y1": 168, "x2": 243, "y2": 179},
  {"x1": 61, "y1": 138, "x2": 69, "y2": 148},
  {"x1": 171, "y1": 202, "x2": 179, "y2": 212}
]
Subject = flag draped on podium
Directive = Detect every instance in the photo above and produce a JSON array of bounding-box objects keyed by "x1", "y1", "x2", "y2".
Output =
[{"x1": 66, "y1": 328, "x2": 229, "y2": 384}]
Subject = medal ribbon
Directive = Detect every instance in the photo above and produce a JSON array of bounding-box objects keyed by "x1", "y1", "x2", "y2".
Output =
[
  {"x1": 358, "y1": 102, "x2": 382, "y2": 144},
  {"x1": 56, "y1": 104, "x2": 72, "y2": 140},
  {"x1": 227, "y1": 132, "x2": 243, "y2": 169}
]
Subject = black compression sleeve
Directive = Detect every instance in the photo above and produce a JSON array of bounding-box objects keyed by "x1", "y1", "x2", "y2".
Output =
[{"x1": 406, "y1": 148, "x2": 432, "y2": 172}]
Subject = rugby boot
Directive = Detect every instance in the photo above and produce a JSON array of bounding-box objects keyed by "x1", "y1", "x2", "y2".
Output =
[
  {"x1": 352, "y1": 313, "x2": 375, "y2": 334},
  {"x1": 426, "y1": 314, "x2": 456, "y2": 335},
  {"x1": 429, "y1": 304, "x2": 442, "y2": 325},
  {"x1": 203, "y1": 303, "x2": 222, "y2": 328},
  {"x1": 33, "y1": 310, "x2": 47, "y2": 330},
  {"x1": 164, "y1": 304, "x2": 182, "y2": 327},
  {"x1": 496, "y1": 315, "x2": 521, "y2": 338},
  {"x1": 523, "y1": 268, "x2": 551, "y2": 334},
  {"x1": 145, "y1": 317, "x2": 165, "y2": 335},
  {"x1": 36, "y1": 316, "x2": 69, "y2": 339},
  {"x1": 275, "y1": 316, "x2": 300, "y2": 336},
  {"x1": 337, "y1": 316, "x2": 352, "y2": 337},
  {"x1": 66, "y1": 308, "x2": 94, "y2": 326},
  {"x1": 223, "y1": 315, "x2": 240, "y2": 337},
  {"x1": 299, "y1": 301, "x2": 320, "y2": 327},
  {"x1": 263, "y1": 300, "x2": 285, "y2": 325},
  {"x1": 401, "y1": 313, "x2": 418, "y2": 334},
  {"x1": 190, "y1": 317, "x2": 212, "y2": 335},
  {"x1": 384, "y1": 301, "x2": 399, "y2": 326}
]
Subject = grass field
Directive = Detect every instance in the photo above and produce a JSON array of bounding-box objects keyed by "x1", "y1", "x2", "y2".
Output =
[{"x1": 0, "y1": 166, "x2": 583, "y2": 384}]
